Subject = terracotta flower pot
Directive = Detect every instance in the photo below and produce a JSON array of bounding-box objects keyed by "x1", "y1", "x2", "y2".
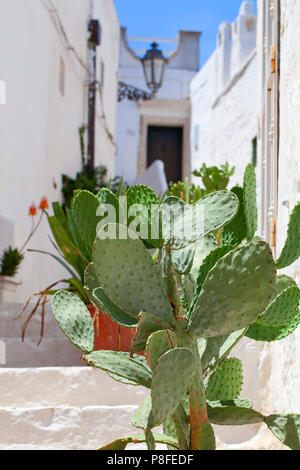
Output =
[{"x1": 87, "y1": 304, "x2": 137, "y2": 353}]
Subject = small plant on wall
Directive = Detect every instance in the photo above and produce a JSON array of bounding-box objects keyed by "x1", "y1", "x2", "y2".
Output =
[
  {"x1": 51, "y1": 164, "x2": 300, "y2": 450},
  {"x1": 166, "y1": 162, "x2": 235, "y2": 204},
  {"x1": 0, "y1": 198, "x2": 48, "y2": 300}
]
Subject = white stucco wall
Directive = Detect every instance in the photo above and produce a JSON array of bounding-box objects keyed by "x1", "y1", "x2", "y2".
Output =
[
  {"x1": 190, "y1": 2, "x2": 257, "y2": 186},
  {"x1": 0, "y1": 0, "x2": 119, "y2": 302},
  {"x1": 260, "y1": 0, "x2": 300, "y2": 418},
  {"x1": 115, "y1": 29, "x2": 199, "y2": 186}
]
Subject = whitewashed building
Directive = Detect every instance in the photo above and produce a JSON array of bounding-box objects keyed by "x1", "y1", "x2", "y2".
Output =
[
  {"x1": 190, "y1": 1, "x2": 257, "y2": 186},
  {"x1": 115, "y1": 28, "x2": 201, "y2": 188},
  {"x1": 0, "y1": 0, "x2": 120, "y2": 302}
]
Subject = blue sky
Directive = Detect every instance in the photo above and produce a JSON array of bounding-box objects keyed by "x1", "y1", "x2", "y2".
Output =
[{"x1": 114, "y1": 0, "x2": 256, "y2": 67}]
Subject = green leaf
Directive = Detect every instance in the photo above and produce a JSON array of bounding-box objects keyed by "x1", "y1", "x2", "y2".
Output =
[
  {"x1": 265, "y1": 414, "x2": 300, "y2": 450},
  {"x1": 47, "y1": 215, "x2": 87, "y2": 279},
  {"x1": 52, "y1": 291, "x2": 94, "y2": 353},
  {"x1": 188, "y1": 241, "x2": 276, "y2": 338},
  {"x1": 246, "y1": 311, "x2": 300, "y2": 342},
  {"x1": 72, "y1": 190, "x2": 102, "y2": 256},
  {"x1": 83, "y1": 350, "x2": 152, "y2": 388},
  {"x1": 28, "y1": 249, "x2": 80, "y2": 282},
  {"x1": 151, "y1": 348, "x2": 196, "y2": 425},
  {"x1": 276, "y1": 203, "x2": 300, "y2": 268},
  {"x1": 52, "y1": 202, "x2": 74, "y2": 242},
  {"x1": 206, "y1": 358, "x2": 243, "y2": 401},
  {"x1": 65, "y1": 207, "x2": 90, "y2": 261}
]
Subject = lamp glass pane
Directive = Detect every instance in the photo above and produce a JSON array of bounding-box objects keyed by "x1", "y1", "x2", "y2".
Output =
[
  {"x1": 143, "y1": 59, "x2": 152, "y2": 87},
  {"x1": 153, "y1": 58, "x2": 165, "y2": 87}
]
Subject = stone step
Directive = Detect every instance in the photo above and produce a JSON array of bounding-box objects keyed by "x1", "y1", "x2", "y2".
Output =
[
  {"x1": 0, "y1": 302, "x2": 68, "y2": 339},
  {"x1": 0, "y1": 303, "x2": 87, "y2": 367},
  {"x1": 0, "y1": 405, "x2": 280, "y2": 451},
  {"x1": 1, "y1": 337, "x2": 83, "y2": 368},
  {"x1": 0, "y1": 367, "x2": 148, "y2": 408},
  {"x1": 0, "y1": 405, "x2": 143, "y2": 450}
]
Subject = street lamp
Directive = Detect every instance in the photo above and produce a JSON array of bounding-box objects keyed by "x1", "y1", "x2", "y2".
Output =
[{"x1": 141, "y1": 42, "x2": 167, "y2": 94}]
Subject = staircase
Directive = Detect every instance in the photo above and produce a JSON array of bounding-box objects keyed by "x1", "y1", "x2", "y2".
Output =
[
  {"x1": 0, "y1": 304, "x2": 282, "y2": 450},
  {"x1": 0, "y1": 303, "x2": 150, "y2": 450}
]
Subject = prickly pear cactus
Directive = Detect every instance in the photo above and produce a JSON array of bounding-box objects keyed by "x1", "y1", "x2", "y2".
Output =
[{"x1": 51, "y1": 165, "x2": 300, "y2": 451}]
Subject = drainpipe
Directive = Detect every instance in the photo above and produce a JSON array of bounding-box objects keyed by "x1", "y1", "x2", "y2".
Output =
[{"x1": 87, "y1": 18, "x2": 101, "y2": 173}]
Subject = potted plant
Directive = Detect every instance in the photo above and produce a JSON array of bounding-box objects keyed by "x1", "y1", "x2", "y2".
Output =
[
  {"x1": 0, "y1": 199, "x2": 47, "y2": 302},
  {"x1": 21, "y1": 184, "x2": 136, "y2": 351},
  {"x1": 51, "y1": 165, "x2": 300, "y2": 450}
]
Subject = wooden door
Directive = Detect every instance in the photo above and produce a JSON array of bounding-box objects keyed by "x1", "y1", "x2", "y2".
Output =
[{"x1": 147, "y1": 126, "x2": 183, "y2": 183}]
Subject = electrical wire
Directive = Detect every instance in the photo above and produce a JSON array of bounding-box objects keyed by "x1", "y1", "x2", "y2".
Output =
[{"x1": 39, "y1": 0, "x2": 116, "y2": 149}]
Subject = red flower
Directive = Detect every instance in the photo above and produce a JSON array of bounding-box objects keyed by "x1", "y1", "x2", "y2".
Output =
[
  {"x1": 39, "y1": 197, "x2": 49, "y2": 211},
  {"x1": 28, "y1": 203, "x2": 37, "y2": 217}
]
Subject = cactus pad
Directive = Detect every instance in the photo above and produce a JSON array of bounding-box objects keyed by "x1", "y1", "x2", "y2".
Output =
[
  {"x1": 96, "y1": 187, "x2": 119, "y2": 211},
  {"x1": 259, "y1": 286, "x2": 300, "y2": 328},
  {"x1": 246, "y1": 308, "x2": 300, "y2": 342},
  {"x1": 172, "y1": 245, "x2": 195, "y2": 274},
  {"x1": 52, "y1": 291, "x2": 94, "y2": 353},
  {"x1": 201, "y1": 329, "x2": 246, "y2": 373},
  {"x1": 151, "y1": 348, "x2": 196, "y2": 425},
  {"x1": 265, "y1": 414, "x2": 300, "y2": 450},
  {"x1": 274, "y1": 274, "x2": 297, "y2": 295},
  {"x1": 207, "y1": 402, "x2": 263, "y2": 425},
  {"x1": 206, "y1": 358, "x2": 243, "y2": 401},
  {"x1": 84, "y1": 263, "x2": 136, "y2": 327},
  {"x1": 189, "y1": 244, "x2": 234, "y2": 314},
  {"x1": 243, "y1": 164, "x2": 257, "y2": 240},
  {"x1": 190, "y1": 234, "x2": 219, "y2": 282},
  {"x1": 276, "y1": 203, "x2": 300, "y2": 268},
  {"x1": 72, "y1": 190, "x2": 101, "y2": 255},
  {"x1": 167, "y1": 191, "x2": 239, "y2": 250},
  {"x1": 127, "y1": 185, "x2": 160, "y2": 244},
  {"x1": 132, "y1": 312, "x2": 171, "y2": 352},
  {"x1": 93, "y1": 288, "x2": 138, "y2": 327},
  {"x1": 83, "y1": 350, "x2": 152, "y2": 388},
  {"x1": 188, "y1": 241, "x2": 276, "y2": 338},
  {"x1": 131, "y1": 396, "x2": 154, "y2": 431},
  {"x1": 222, "y1": 186, "x2": 247, "y2": 246},
  {"x1": 146, "y1": 330, "x2": 177, "y2": 369},
  {"x1": 93, "y1": 224, "x2": 174, "y2": 324}
]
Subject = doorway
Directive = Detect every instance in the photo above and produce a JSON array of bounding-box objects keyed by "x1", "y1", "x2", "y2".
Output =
[{"x1": 147, "y1": 126, "x2": 183, "y2": 183}]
